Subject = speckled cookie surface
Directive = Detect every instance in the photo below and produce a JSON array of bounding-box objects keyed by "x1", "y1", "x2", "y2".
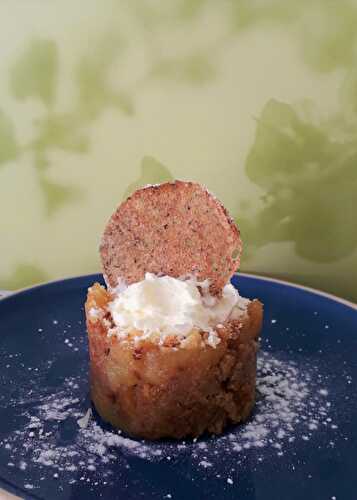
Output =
[{"x1": 100, "y1": 181, "x2": 242, "y2": 294}]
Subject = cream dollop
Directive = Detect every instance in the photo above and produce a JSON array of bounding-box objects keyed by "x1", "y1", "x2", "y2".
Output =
[{"x1": 108, "y1": 273, "x2": 249, "y2": 347}]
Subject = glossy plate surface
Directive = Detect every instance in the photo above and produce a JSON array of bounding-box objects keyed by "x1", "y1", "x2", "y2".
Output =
[{"x1": 0, "y1": 274, "x2": 356, "y2": 500}]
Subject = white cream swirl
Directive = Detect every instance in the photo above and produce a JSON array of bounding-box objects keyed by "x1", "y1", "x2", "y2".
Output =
[{"x1": 108, "y1": 273, "x2": 249, "y2": 347}]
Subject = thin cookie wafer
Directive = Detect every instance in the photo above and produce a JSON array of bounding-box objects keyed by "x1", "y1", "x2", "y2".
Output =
[{"x1": 100, "y1": 180, "x2": 242, "y2": 294}]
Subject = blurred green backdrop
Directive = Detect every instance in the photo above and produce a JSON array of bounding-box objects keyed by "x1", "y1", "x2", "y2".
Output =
[{"x1": 1, "y1": 0, "x2": 356, "y2": 302}]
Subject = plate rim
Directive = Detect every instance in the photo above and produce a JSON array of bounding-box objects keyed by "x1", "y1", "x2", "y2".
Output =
[
  {"x1": 1, "y1": 272, "x2": 356, "y2": 311},
  {"x1": 237, "y1": 272, "x2": 357, "y2": 310}
]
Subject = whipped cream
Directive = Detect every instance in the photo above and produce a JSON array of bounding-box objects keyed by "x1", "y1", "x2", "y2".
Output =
[{"x1": 107, "y1": 273, "x2": 249, "y2": 347}]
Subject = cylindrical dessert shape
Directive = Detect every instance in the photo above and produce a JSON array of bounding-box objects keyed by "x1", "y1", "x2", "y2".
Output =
[{"x1": 86, "y1": 283, "x2": 263, "y2": 440}]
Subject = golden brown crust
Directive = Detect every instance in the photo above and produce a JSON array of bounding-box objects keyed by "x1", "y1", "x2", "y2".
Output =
[
  {"x1": 85, "y1": 283, "x2": 263, "y2": 439},
  {"x1": 100, "y1": 181, "x2": 242, "y2": 295}
]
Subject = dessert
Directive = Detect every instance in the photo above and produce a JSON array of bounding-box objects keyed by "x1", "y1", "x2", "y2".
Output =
[{"x1": 85, "y1": 181, "x2": 263, "y2": 439}]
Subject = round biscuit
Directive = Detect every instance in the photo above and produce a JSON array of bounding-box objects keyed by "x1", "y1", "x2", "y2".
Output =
[{"x1": 100, "y1": 180, "x2": 242, "y2": 294}]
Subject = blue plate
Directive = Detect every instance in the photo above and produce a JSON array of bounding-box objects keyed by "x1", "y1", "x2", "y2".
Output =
[{"x1": 0, "y1": 274, "x2": 356, "y2": 500}]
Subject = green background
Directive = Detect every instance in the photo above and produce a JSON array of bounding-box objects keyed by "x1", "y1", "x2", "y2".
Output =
[{"x1": 1, "y1": 0, "x2": 356, "y2": 302}]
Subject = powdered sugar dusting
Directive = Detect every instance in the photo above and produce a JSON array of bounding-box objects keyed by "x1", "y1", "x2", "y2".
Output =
[
  {"x1": 0, "y1": 350, "x2": 341, "y2": 494},
  {"x1": 38, "y1": 395, "x2": 80, "y2": 421}
]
